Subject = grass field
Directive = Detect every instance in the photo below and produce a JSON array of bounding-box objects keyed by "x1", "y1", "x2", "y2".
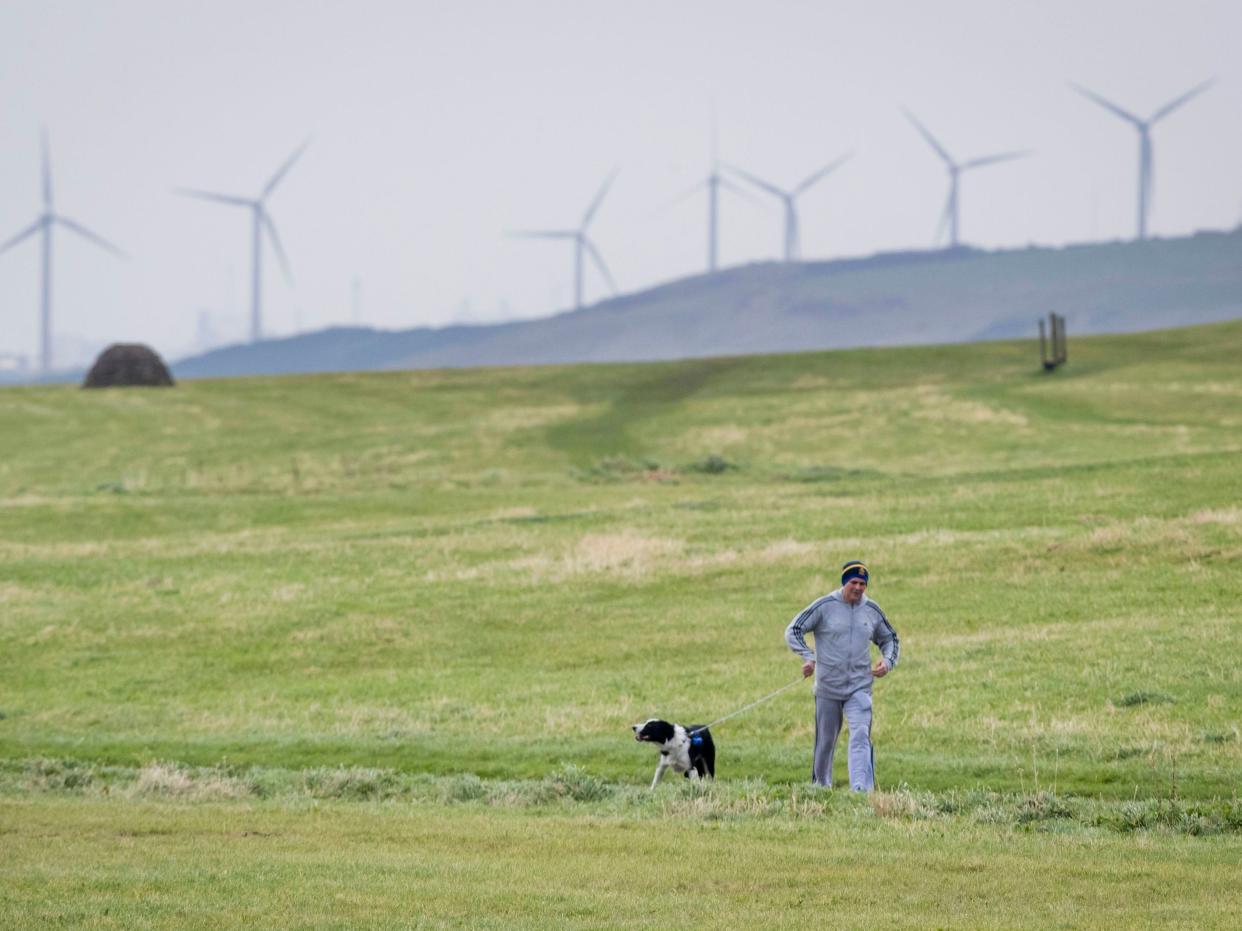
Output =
[{"x1": 2, "y1": 322, "x2": 1241, "y2": 927}]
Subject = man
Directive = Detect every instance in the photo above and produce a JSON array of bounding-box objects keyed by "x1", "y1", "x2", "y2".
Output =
[{"x1": 784, "y1": 561, "x2": 899, "y2": 791}]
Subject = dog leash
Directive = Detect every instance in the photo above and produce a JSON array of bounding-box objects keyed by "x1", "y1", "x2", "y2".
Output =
[{"x1": 687, "y1": 674, "x2": 810, "y2": 736}]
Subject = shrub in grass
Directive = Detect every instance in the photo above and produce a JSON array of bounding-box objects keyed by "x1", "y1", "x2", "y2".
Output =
[
  {"x1": 933, "y1": 788, "x2": 1002, "y2": 816},
  {"x1": 440, "y1": 772, "x2": 487, "y2": 803},
  {"x1": 580, "y1": 457, "x2": 666, "y2": 482},
  {"x1": 304, "y1": 766, "x2": 399, "y2": 801},
  {"x1": 24, "y1": 758, "x2": 96, "y2": 792},
  {"x1": 1114, "y1": 690, "x2": 1175, "y2": 707},
  {"x1": 1015, "y1": 791, "x2": 1074, "y2": 824},
  {"x1": 869, "y1": 788, "x2": 939, "y2": 821},
  {"x1": 686, "y1": 454, "x2": 735, "y2": 475},
  {"x1": 535, "y1": 764, "x2": 613, "y2": 803}
]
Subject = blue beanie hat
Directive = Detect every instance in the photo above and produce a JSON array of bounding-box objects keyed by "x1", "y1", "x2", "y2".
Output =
[{"x1": 841, "y1": 561, "x2": 869, "y2": 586}]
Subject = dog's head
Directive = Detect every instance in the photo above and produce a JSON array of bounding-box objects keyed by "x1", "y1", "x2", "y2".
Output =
[{"x1": 631, "y1": 718, "x2": 676, "y2": 745}]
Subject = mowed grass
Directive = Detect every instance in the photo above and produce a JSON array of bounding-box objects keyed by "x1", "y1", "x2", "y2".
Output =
[
  {"x1": 4, "y1": 794, "x2": 1240, "y2": 930},
  {"x1": 2, "y1": 321, "x2": 1241, "y2": 926}
]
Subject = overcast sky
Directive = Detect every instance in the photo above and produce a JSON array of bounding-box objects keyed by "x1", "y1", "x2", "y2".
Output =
[{"x1": 2, "y1": 0, "x2": 1240, "y2": 366}]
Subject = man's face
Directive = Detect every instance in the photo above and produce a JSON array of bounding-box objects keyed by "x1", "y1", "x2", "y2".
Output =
[{"x1": 842, "y1": 578, "x2": 867, "y2": 604}]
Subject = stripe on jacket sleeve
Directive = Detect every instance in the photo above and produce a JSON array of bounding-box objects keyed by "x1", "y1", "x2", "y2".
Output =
[
  {"x1": 867, "y1": 603, "x2": 900, "y2": 670},
  {"x1": 785, "y1": 595, "x2": 832, "y2": 660}
]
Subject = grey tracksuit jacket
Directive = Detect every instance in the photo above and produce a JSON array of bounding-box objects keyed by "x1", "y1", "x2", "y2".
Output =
[{"x1": 785, "y1": 589, "x2": 900, "y2": 700}]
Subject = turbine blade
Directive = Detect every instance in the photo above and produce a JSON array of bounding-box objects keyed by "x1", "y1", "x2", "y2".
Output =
[
  {"x1": 262, "y1": 137, "x2": 312, "y2": 198},
  {"x1": 724, "y1": 164, "x2": 786, "y2": 199},
  {"x1": 793, "y1": 151, "x2": 853, "y2": 197},
  {"x1": 260, "y1": 210, "x2": 292, "y2": 283},
  {"x1": 176, "y1": 187, "x2": 254, "y2": 207},
  {"x1": 582, "y1": 237, "x2": 617, "y2": 293},
  {"x1": 902, "y1": 109, "x2": 954, "y2": 166},
  {"x1": 1149, "y1": 78, "x2": 1215, "y2": 124},
  {"x1": 717, "y1": 175, "x2": 765, "y2": 207},
  {"x1": 56, "y1": 217, "x2": 127, "y2": 258},
  {"x1": 41, "y1": 128, "x2": 53, "y2": 208},
  {"x1": 0, "y1": 219, "x2": 43, "y2": 257},
  {"x1": 962, "y1": 150, "x2": 1033, "y2": 171},
  {"x1": 653, "y1": 178, "x2": 709, "y2": 214},
  {"x1": 581, "y1": 168, "x2": 619, "y2": 230},
  {"x1": 1069, "y1": 83, "x2": 1143, "y2": 126}
]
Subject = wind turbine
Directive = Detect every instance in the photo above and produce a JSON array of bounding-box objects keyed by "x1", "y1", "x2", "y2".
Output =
[
  {"x1": 177, "y1": 139, "x2": 309, "y2": 342},
  {"x1": 509, "y1": 169, "x2": 618, "y2": 310},
  {"x1": 726, "y1": 154, "x2": 851, "y2": 261},
  {"x1": 0, "y1": 132, "x2": 125, "y2": 373},
  {"x1": 903, "y1": 110, "x2": 1030, "y2": 249},
  {"x1": 660, "y1": 118, "x2": 759, "y2": 273},
  {"x1": 1071, "y1": 79, "x2": 1214, "y2": 240}
]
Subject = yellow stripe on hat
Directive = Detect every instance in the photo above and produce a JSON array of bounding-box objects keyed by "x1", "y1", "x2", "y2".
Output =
[{"x1": 843, "y1": 563, "x2": 867, "y2": 574}]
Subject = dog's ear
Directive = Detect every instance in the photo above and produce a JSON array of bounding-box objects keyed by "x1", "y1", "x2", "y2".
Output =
[{"x1": 645, "y1": 720, "x2": 675, "y2": 744}]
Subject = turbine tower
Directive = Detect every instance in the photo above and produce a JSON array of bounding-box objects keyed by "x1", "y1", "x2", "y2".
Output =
[
  {"x1": 509, "y1": 169, "x2": 618, "y2": 310},
  {"x1": 727, "y1": 154, "x2": 851, "y2": 261},
  {"x1": 0, "y1": 131, "x2": 125, "y2": 373},
  {"x1": 903, "y1": 110, "x2": 1030, "y2": 249},
  {"x1": 662, "y1": 121, "x2": 757, "y2": 273},
  {"x1": 1071, "y1": 79, "x2": 1214, "y2": 240},
  {"x1": 177, "y1": 139, "x2": 309, "y2": 342}
]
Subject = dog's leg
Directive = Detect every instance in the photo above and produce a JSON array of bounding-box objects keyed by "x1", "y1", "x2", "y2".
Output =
[{"x1": 651, "y1": 760, "x2": 670, "y2": 789}]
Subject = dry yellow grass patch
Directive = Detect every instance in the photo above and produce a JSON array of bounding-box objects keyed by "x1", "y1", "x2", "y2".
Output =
[
  {"x1": 560, "y1": 530, "x2": 685, "y2": 577},
  {"x1": 510, "y1": 532, "x2": 830, "y2": 583},
  {"x1": 0, "y1": 495, "x2": 59, "y2": 508},
  {"x1": 0, "y1": 583, "x2": 36, "y2": 605},
  {"x1": 131, "y1": 763, "x2": 254, "y2": 800},
  {"x1": 910, "y1": 386, "x2": 1030, "y2": 427},
  {"x1": 1190, "y1": 507, "x2": 1242, "y2": 527},
  {"x1": 688, "y1": 424, "x2": 749, "y2": 449},
  {"x1": 480, "y1": 403, "x2": 581, "y2": 431}
]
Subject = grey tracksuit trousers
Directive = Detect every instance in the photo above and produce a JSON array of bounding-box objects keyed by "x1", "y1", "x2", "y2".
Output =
[{"x1": 813, "y1": 690, "x2": 875, "y2": 790}]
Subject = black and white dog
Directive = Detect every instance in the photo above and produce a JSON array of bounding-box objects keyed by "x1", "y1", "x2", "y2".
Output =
[{"x1": 631, "y1": 718, "x2": 716, "y2": 789}]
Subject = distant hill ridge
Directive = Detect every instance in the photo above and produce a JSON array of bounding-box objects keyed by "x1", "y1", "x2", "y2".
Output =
[{"x1": 171, "y1": 229, "x2": 1242, "y2": 379}]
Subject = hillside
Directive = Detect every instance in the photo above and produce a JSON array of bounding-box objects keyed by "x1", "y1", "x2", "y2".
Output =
[
  {"x1": 3, "y1": 319, "x2": 1240, "y2": 790},
  {"x1": 4, "y1": 322, "x2": 1241, "y2": 926},
  {"x1": 172, "y1": 229, "x2": 1242, "y2": 378}
]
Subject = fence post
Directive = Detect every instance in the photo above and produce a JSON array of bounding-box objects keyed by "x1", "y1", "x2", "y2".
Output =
[{"x1": 1040, "y1": 313, "x2": 1067, "y2": 371}]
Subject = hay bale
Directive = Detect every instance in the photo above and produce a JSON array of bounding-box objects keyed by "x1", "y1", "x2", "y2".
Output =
[{"x1": 82, "y1": 343, "x2": 175, "y2": 388}]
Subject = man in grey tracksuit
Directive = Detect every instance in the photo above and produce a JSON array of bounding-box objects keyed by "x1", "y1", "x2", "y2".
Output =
[{"x1": 785, "y1": 560, "x2": 899, "y2": 791}]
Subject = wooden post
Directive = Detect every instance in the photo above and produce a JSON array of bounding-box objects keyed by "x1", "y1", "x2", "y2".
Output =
[{"x1": 1041, "y1": 313, "x2": 1067, "y2": 371}]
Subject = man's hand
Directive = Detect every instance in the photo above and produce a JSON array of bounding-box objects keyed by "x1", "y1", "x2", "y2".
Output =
[
  {"x1": 871, "y1": 659, "x2": 889, "y2": 678},
  {"x1": 801, "y1": 660, "x2": 815, "y2": 679}
]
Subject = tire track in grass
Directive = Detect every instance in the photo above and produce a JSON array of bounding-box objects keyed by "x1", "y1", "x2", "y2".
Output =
[{"x1": 543, "y1": 357, "x2": 747, "y2": 466}]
